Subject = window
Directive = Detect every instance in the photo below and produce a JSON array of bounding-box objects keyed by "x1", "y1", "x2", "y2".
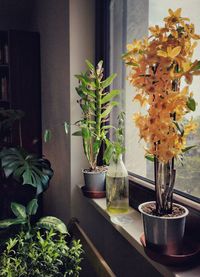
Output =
[{"x1": 109, "y1": 0, "x2": 200, "y2": 200}]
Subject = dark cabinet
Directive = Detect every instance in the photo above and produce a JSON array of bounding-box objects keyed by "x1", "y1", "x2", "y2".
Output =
[{"x1": 0, "y1": 30, "x2": 41, "y2": 154}]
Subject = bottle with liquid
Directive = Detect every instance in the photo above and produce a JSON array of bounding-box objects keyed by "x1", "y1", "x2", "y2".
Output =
[{"x1": 106, "y1": 154, "x2": 129, "y2": 213}]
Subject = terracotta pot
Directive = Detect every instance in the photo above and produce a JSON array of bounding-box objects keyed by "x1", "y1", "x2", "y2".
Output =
[{"x1": 138, "y1": 201, "x2": 189, "y2": 255}]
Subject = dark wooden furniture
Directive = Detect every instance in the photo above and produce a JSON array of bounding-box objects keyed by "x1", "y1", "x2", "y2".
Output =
[
  {"x1": 0, "y1": 30, "x2": 41, "y2": 154},
  {"x1": 68, "y1": 218, "x2": 116, "y2": 277}
]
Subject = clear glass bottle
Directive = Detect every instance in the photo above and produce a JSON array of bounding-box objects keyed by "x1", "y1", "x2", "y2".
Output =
[{"x1": 106, "y1": 154, "x2": 129, "y2": 213}]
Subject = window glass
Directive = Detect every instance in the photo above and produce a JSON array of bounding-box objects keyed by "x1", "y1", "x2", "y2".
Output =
[{"x1": 110, "y1": 0, "x2": 200, "y2": 198}]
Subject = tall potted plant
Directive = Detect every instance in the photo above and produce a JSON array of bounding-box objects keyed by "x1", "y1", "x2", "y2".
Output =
[
  {"x1": 124, "y1": 8, "x2": 200, "y2": 254},
  {"x1": 74, "y1": 60, "x2": 120, "y2": 195}
]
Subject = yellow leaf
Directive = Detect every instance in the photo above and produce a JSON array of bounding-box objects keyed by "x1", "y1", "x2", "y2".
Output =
[
  {"x1": 174, "y1": 8, "x2": 182, "y2": 17},
  {"x1": 133, "y1": 94, "x2": 147, "y2": 106},
  {"x1": 157, "y1": 50, "x2": 168, "y2": 58},
  {"x1": 182, "y1": 62, "x2": 191, "y2": 72},
  {"x1": 181, "y1": 86, "x2": 189, "y2": 95},
  {"x1": 169, "y1": 46, "x2": 181, "y2": 59}
]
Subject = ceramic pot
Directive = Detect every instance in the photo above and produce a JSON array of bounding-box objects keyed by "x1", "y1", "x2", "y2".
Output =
[
  {"x1": 82, "y1": 169, "x2": 106, "y2": 192},
  {"x1": 138, "y1": 201, "x2": 189, "y2": 255}
]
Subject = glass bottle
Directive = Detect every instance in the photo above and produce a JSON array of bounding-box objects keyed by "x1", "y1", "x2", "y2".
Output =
[{"x1": 106, "y1": 154, "x2": 129, "y2": 213}]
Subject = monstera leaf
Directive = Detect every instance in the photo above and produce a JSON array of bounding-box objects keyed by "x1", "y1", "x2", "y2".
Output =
[{"x1": 0, "y1": 147, "x2": 53, "y2": 195}]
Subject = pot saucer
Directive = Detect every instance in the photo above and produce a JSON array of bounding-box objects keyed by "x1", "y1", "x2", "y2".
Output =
[
  {"x1": 140, "y1": 233, "x2": 200, "y2": 266},
  {"x1": 81, "y1": 186, "x2": 106, "y2": 199}
]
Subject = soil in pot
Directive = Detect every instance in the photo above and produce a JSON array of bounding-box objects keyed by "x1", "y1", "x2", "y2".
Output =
[
  {"x1": 142, "y1": 202, "x2": 185, "y2": 218},
  {"x1": 82, "y1": 166, "x2": 107, "y2": 173}
]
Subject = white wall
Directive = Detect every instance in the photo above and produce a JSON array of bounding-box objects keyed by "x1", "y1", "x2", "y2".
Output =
[{"x1": 69, "y1": 0, "x2": 95, "y2": 219}]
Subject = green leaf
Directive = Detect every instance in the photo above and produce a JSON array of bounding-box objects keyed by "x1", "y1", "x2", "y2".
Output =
[
  {"x1": 85, "y1": 59, "x2": 95, "y2": 71},
  {"x1": 173, "y1": 121, "x2": 184, "y2": 136},
  {"x1": 125, "y1": 61, "x2": 138, "y2": 66},
  {"x1": 81, "y1": 126, "x2": 90, "y2": 139},
  {"x1": 26, "y1": 199, "x2": 38, "y2": 216},
  {"x1": 93, "y1": 140, "x2": 101, "y2": 155},
  {"x1": 145, "y1": 154, "x2": 154, "y2": 162},
  {"x1": 122, "y1": 51, "x2": 132, "y2": 58},
  {"x1": 101, "y1": 73, "x2": 117, "y2": 89},
  {"x1": 64, "y1": 121, "x2": 69, "y2": 134},
  {"x1": 101, "y1": 125, "x2": 114, "y2": 130},
  {"x1": 0, "y1": 218, "x2": 26, "y2": 229},
  {"x1": 101, "y1": 90, "x2": 120, "y2": 104},
  {"x1": 187, "y1": 97, "x2": 196, "y2": 111},
  {"x1": 182, "y1": 145, "x2": 196, "y2": 153},
  {"x1": 44, "y1": 129, "x2": 51, "y2": 142},
  {"x1": 75, "y1": 74, "x2": 89, "y2": 86},
  {"x1": 192, "y1": 60, "x2": 200, "y2": 71},
  {"x1": 101, "y1": 102, "x2": 118, "y2": 118},
  {"x1": 103, "y1": 143, "x2": 114, "y2": 164},
  {"x1": 0, "y1": 148, "x2": 53, "y2": 195},
  {"x1": 11, "y1": 202, "x2": 26, "y2": 219},
  {"x1": 72, "y1": 131, "x2": 82, "y2": 136},
  {"x1": 37, "y1": 216, "x2": 68, "y2": 234}
]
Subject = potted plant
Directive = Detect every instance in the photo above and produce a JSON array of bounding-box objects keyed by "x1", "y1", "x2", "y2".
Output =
[
  {"x1": 74, "y1": 60, "x2": 121, "y2": 196},
  {"x1": 123, "y1": 8, "x2": 200, "y2": 254}
]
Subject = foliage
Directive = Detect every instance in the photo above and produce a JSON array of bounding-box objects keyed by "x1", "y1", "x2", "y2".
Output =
[
  {"x1": 104, "y1": 112, "x2": 126, "y2": 164},
  {"x1": 0, "y1": 200, "x2": 83, "y2": 277},
  {"x1": 74, "y1": 60, "x2": 120, "y2": 170},
  {"x1": 0, "y1": 199, "x2": 67, "y2": 234},
  {"x1": 0, "y1": 228, "x2": 83, "y2": 277},
  {"x1": 123, "y1": 8, "x2": 200, "y2": 163},
  {"x1": 0, "y1": 147, "x2": 53, "y2": 196}
]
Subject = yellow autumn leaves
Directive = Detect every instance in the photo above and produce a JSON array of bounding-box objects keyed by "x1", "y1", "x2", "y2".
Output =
[{"x1": 124, "y1": 8, "x2": 200, "y2": 163}]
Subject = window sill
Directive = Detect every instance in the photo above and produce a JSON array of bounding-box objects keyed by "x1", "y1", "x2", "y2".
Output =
[{"x1": 82, "y1": 193, "x2": 200, "y2": 277}]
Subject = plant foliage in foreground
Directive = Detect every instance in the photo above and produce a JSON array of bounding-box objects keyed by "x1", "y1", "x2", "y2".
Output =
[
  {"x1": 0, "y1": 200, "x2": 83, "y2": 277},
  {"x1": 0, "y1": 229, "x2": 83, "y2": 277}
]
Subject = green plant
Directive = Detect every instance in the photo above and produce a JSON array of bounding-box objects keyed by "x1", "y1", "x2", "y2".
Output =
[
  {"x1": 0, "y1": 200, "x2": 83, "y2": 277},
  {"x1": 0, "y1": 229, "x2": 83, "y2": 277},
  {"x1": 73, "y1": 60, "x2": 120, "y2": 170},
  {"x1": 0, "y1": 147, "x2": 53, "y2": 196}
]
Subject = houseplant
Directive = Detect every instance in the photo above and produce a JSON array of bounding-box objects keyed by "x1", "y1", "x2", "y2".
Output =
[
  {"x1": 0, "y1": 199, "x2": 83, "y2": 277},
  {"x1": 123, "y1": 8, "x2": 200, "y2": 254},
  {"x1": 0, "y1": 139, "x2": 83, "y2": 276},
  {"x1": 74, "y1": 60, "x2": 121, "y2": 195}
]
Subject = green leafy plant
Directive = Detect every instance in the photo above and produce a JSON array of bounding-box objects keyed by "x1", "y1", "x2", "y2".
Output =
[
  {"x1": 104, "y1": 112, "x2": 126, "y2": 164},
  {"x1": 44, "y1": 60, "x2": 120, "y2": 171},
  {"x1": 0, "y1": 147, "x2": 53, "y2": 196},
  {"x1": 0, "y1": 229, "x2": 83, "y2": 277},
  {"x1": 0, "y1": 199, "x2": 67, "y2": 234},
  {"x1": 74, "y1": 60, "x2": 120, "y2": 170},
  {"x1": 0, "y1": 200, "x2": 83, "y2": 277}
]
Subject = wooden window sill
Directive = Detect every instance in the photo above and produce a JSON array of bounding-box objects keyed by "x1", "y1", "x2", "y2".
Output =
[{"x1": 80, "y1": 188, "x2": 200, "y2": 277}]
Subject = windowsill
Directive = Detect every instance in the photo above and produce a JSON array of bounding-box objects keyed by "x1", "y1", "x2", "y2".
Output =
[{"x1": 82, "y1": 193, "x2": 200, "y2": 277}]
